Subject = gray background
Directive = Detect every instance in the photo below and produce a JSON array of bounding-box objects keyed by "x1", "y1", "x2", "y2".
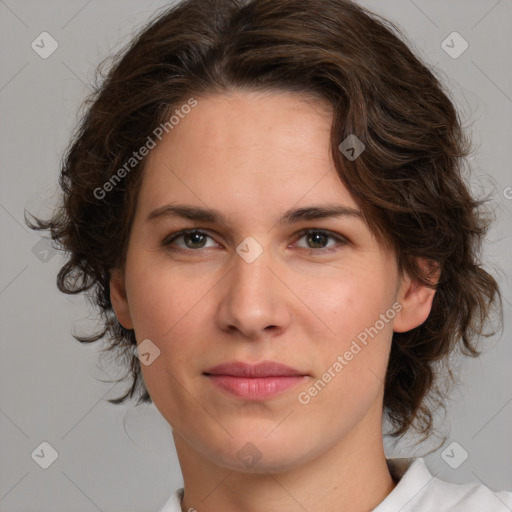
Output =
[{"x1": 0, "y1": 0, "x2": 511, "y2": 510}]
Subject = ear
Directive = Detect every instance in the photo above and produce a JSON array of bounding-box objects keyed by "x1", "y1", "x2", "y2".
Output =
[
  {"x1": 393, "y1": 258, "x2": 440, "y2": 333},
  {"x1": 109, "y1": 267, "x2": 134, "y2": 330}
]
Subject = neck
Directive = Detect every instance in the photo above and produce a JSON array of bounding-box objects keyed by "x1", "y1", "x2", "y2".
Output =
[{"x1": 173, "y1": 409, "x2": 396, "y2": 512}]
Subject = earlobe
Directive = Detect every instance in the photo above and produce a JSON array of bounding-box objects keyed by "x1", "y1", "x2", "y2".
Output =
[
  {"x1": 393, "y1": 259, "x2": 440, "y2": 333},
  {"x1": 109, "y1": 268, "x2": 134, "y2": 330}
]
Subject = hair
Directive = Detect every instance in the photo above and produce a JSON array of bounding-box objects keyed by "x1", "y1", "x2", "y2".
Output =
[{"x1": 27, "y1": 0, "x2": 502, "y2": 439}]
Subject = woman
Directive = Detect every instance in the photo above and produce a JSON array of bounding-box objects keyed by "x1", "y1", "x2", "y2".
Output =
[{"x1": 28, "y1": 0, "x2": 511, "y2": 510}]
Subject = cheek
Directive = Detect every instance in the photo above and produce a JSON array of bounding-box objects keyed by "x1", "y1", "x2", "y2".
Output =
[
  {"x1": 124, "y1": 252, "x2": 209, "y2": 340},
  {"x1": 303, "y1": 262, "x2": 396, "y2": 393},
  {"x1": 123, "y1": 257, "x2": 209, "y2": 424},
  {"x1": 302, "y1": 260, "x2": 396, "y2": 338},
  {"x1": 300, "y1": 303, "x2": 393, "y2": 428},
  {"x1": 123, "y1": 253, "x2": 214, "y2": 384}
]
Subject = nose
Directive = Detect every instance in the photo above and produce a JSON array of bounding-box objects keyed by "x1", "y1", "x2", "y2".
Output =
[{"x1": 215, "y1": 244, "x2": 291, "y2": 340}]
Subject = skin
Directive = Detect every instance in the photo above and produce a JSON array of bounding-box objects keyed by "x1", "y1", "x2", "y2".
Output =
[{"x1": 110, "y1": 90, "x2": 437, "y2": 512}]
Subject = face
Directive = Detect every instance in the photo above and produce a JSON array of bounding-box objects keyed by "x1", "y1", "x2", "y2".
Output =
[{"x1": 111, "y1": 90, "x2": 435, "y2": 473}]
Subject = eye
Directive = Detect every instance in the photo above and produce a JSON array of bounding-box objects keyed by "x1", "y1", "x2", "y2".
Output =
[
  {"x1": 163, "y1": 229, "x2": 219, "y2": 250},
  {"x1": 293, "y1": 229, "x2": 347, "y2": 252}
]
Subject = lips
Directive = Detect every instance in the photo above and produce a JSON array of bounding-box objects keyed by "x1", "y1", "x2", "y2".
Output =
[
  {"x1": 203, "y1": 361, "x2": 308, "y2": 400},
  {"x1": 204, "y1": 361, "x2": 305, "y2": 377}
]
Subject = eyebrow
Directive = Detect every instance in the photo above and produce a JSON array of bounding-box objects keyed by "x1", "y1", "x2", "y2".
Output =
[{"x1": 146, "y1": 203, "x2": 363, "y2": 225}]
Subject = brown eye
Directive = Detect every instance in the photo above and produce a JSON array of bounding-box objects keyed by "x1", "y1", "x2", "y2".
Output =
[
  {"x1": 294, "y1": 229, "x2": 347, "y2": 252},
  {"x1": 163, "y1": 230, "x2": 218, "y2": 250},
  {"x1": 183, "y1": 231, "x2": 208, "y2": 249},
  {"x1": 306, "y1": 232, "x2": 330, "y2": 249}
]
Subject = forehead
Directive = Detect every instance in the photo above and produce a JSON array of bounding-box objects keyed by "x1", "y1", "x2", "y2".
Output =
[{"x1": 137, "y1": 90, "x2": 361, "y2": 219}]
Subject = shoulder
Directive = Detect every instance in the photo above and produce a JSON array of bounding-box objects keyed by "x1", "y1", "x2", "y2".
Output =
[{"x1": 375, "y1": 457, "x2": 512, "y2": 512}]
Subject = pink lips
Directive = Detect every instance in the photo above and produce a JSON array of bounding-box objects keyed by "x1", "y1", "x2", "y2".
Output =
[{"x1": 204, "y1": 361, "x2": 308, "y2": 400}]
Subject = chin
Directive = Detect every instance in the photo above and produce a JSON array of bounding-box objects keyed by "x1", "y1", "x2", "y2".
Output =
[{"x1": 204, "y1": 434, "x2": 315, "y2": 474}]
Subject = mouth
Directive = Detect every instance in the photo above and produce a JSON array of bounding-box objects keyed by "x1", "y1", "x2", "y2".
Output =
[{"x1": 203, "y1": 361, "x2": 309, "y2": 400}]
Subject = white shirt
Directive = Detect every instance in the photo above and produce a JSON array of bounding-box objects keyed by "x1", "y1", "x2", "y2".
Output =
[{"x1": 158, "y1": 457, "x2": 512, "y2": 511}]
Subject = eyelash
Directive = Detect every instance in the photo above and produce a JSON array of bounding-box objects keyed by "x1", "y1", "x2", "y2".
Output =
[{"x1": 162, "y1": 228, "x2": 348, "y2": 255}]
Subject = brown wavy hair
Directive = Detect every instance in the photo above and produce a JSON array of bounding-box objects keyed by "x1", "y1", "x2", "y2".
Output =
[{"x1": 27, "y1": 0, "x2": 502, "y2": 438}]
